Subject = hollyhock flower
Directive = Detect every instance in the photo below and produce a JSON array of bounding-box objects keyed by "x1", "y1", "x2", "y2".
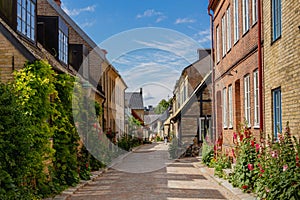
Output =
[
  {"x1": 255, "y1": 143, "x2": 260, "y2": 152},
  {"x1": 242, "y1": 185, "x2": 248, "y2": 189},
  {"x1": 266, "y1": 188, "x2": 270, "y2": 193},
  {"x1": 283, "y1": 164, "x2": 288, "y2": 171},
  {"x1": 232, "y1": 148, "x2": 235, "y2": 158},
  {"x1": 250, "y1": 140, "x2": 255, "y2": 147},
  {"x1": 240, "y1": 134, "x2": 244, "y2": 142},
  {"x1": 233, "y1": 132, "x2": 237, "y2": 141},
  {"x1": 271, "y1": 150, "x2": 278, "y2": 158},
  {"x1": 296, "y1": 156, "x2": 300, "y2": 167},
  {"x1": 248, "y1": 163, "x2": 254, "y2": 171}
]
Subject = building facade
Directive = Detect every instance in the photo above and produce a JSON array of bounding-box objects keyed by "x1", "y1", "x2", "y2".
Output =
[
  {"x1": 263, "y1": 0, "x2": 300, "y2": 139},
  {"x1": 209, "y1": 0, "x2": 263, "y2": 153}
]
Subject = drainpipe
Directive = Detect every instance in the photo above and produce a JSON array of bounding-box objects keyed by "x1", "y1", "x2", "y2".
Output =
[
  {"x1": 258, "y1": 0, "x2": 263, "y2": 132},
  {"x1": 208, "y1": 8, "x2": 215, "y2": 142}
]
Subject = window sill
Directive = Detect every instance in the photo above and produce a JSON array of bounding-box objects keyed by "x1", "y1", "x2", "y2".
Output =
[
  {"x1": 242, "y1": 29, "x2": 250, "y2": 37},
  {"x1": 228, "y1": 126, "x2": 233, "y2": 129},
  {"x1": 253, "y1": 125, "x2": 260, "y2": 129},
  {"x1": 271, "y1": 35, "x2": 282, "y2": 45}
]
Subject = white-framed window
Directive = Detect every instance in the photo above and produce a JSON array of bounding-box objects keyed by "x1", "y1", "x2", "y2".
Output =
[
  {"x1": 228, "y1": 85, "x2": 233, "y2": 128},
  {"x1": 253, "y1": 70, "x2": 259, "y2": 127},
  {"x1": 226, "y1": 6, "x2": 232, "y2": 51},
  {"x1": 17, "y1": 0, "x2": 36, "y2": 41},
  {"x1": 223, "y1": 88, "x2": 227, "y2": 128},
  {"x1": 252, "y1": 0, "x2": 258, "y2": 24},
  {"x1": 221, "y1": 15, "x2": 226, "y2": 57},
  {"x1": 233, "y1": 0, "x2": 239, "y2": 43},
  {"x1": 242, "y1": 0, "x2": 249, "y2": 34},
  {"x1": 216, "y1": 25, "x2": 220, "y2": 63},
  {"x1": 58, "y1": 29, "x2": 68, "y2": 64},
  {"x1": 244, "y1": 75, "x2": 251, "y2": 127}
]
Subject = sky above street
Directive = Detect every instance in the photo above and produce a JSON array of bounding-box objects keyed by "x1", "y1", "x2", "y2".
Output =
[{"x1": 61, "y1": 0, "x2": 211, "y2": 106}]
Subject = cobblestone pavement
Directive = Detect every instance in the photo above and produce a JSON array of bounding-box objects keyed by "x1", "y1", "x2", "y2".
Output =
[{"x1": 68, "y1": 143, "x2": 239, "y2": 200}]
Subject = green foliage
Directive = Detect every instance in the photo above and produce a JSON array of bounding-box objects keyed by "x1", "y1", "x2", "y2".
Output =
[
  {"x1": 212, "y1": 154, "x2": 231, "y2": 178},
  {"x1": 0, "y1": 60, "x2": 106, "y2": 199},
  {"x1": 154, "y1": 98, "x2": 171, "y2": 114},
  {"x1": 117, "y1": 135, "x2": 142, "y2": 151},
  {"x1": 229, "y1": 122, "x2": 300, "y2": 199},
  {"x1": 201, "y1": 140, "x2": 214, "y2": 166}
]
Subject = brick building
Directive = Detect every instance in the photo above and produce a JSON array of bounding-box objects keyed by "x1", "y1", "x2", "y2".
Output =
[
  {"x1": 263, "y1": 0, "x2": 300, "y2": 139},
  {"x1": 208, "y1": 0, "x2": 263, "y2": 152}
]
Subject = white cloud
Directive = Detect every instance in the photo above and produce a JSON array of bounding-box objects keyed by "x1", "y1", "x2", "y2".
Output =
[
  {"x1": 62, "y1": 4, "x2": 96, "y2": 16},
  {"x1": 194, "y1": 28, "x2": 211, "y2": 45},
  {"x1": 80, "y1": 20, "x2": 96, "y2": 28},
  {"x1": 136, "y1": 9, "x2": 166, "y2": 23},
  {"x1": 175, "y1": 18, "x2": 196, "y2": 24}
]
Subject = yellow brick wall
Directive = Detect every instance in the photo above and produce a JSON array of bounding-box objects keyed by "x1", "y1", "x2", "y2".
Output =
[
  {"x1": 0, "y1": 32, "x2": 27, "y2": 83},
  {"x1": 263, "y1": 0, "x2": 300, "y2": 139}
]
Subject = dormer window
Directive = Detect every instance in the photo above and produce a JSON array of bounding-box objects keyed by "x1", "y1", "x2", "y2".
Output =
[
  {"x1": 37, "y1": 16, "x2": 69, "y2": 65},
  {"x1": 58, "y1": 29, "x2": 68, "y2": 64},
  {"x1": 17, "y1": 0, "x2": 36, "y2": 41}
]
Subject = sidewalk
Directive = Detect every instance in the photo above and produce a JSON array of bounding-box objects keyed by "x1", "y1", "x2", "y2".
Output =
[{"x1": 193, "y1": 158, "x2": 257, "y2": 200}]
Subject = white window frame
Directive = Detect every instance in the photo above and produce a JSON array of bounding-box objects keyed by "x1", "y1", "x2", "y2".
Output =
[
  {"x1": 216, "y1": 25, "x2": 220, "y2": 63},
  {"x1": 252, "y1": 0, "x2": 258, "y2": 24},
  {"x1": 244, "y1": 75, "x2": 251, "y2": 127},
  {"x1": 226, "y1": 6, "x2": 232, "y2": 52},
  {"x1": 242, "y1": 0, "x2": 249, "y2": 34},
  {"x1": 221, "y1": 15, "x2": 226, "y2": 57},
  {"x1": 253, "y1": 70, "x2": 259, "y2": 127},
  {"x1": 228, "y1": 85, "x2": 233, "y2": 128},
  {"x1": 223, "y1": 88, "x2": 227, "y2": 128},
  {"x1": 233, "y1": 0, "x2": 239, "y2": 43}
]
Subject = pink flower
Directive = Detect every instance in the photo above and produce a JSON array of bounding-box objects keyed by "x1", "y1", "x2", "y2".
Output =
[
  {"x1": 255, "y1": 143, "x2": 260, "y2": 152},
  {"x1": 271, "y1": 150, "x2": 278, "y2": 158},
  {"x1": 283, "y1": 164, "x2": 288, "y2": 171},
  {"x1": 248, "y1": 163, "x2": 254, "y2": 171},
  {"x1": 266, "y1": 188, "x2": 270, "y2": 193},
  {"x1": 240, "y1": 134, "x2": 244, "y2": 142},
  {"x1": 232, "y1": 148, "x2": 235, "y2": 158},
  {"x1": 233, "y1": 132, "x2": 237, "y2": 141},
  {"x1": 93, "y1": 123, "x2": 98, "y2": 128}
]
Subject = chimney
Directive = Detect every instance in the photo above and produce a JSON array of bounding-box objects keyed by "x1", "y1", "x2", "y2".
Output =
[
  {"x1": 140, "y1": 88, "x2": 142, "y2": 95},
  {"x1": 54, "y1": 0, "x2": 61, "y2": 7}
]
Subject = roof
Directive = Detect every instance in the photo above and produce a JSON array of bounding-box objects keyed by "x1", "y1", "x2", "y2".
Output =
[
  {"x1": 144, "y1": 115, "x2": 161, "y2": 125},
  {"x1": 125, "y1": 92, "x2": 144, "y2": 110}
]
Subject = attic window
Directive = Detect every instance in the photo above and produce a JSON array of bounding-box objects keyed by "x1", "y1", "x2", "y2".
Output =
[{"x1": 17, "y1": 0, "x2": 36, "y2": 41}]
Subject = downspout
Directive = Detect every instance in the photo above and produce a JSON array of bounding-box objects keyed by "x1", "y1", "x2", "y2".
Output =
[
  {"x1": 208, "y1": 8, "x2": 215, "y2": 142},
  {"x1": 258, "y1": 0, "x2": 263, "y2": 132}
]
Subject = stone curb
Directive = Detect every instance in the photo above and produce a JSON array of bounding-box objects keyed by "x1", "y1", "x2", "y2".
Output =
[{"x1": 193, "y1": 158, "x2": 258, "y2": 200}]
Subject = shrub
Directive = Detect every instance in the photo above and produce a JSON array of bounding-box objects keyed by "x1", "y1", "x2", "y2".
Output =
[{"x1": 202, "y1": 140, "x2": 214, "y2": 166}]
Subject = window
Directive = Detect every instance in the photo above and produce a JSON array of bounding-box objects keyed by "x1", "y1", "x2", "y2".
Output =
[
  {"x1": 17, "y1": 0, "x2": 36, "y2": 41},
  {"x1": 244, "y1": 75, "x2": 251, "y2": 126},
  {"x1": 233, "y1": 0, "x2": 239, "y2": 43},
  {"x1": 223, "y1": 88, "x2": 227, "y2": 128},
  {"x1": 226, "y1": 7, "x2": 232, "y2": 51},
  {"x1": 199, "y1": 117, "x2": 212, "y2": 142},
  {"x1": 242, "y1": 0, "x2": 249, "y2": 34},
  {"x1": 58, "y1": 29, "x2": 68, "y2": 64},
  {"x1": 216, "y1": 25, "x2": 220, "y2": 63},
  {"x1": 252, "y1": 0, "x2": 258, "y2": 24},
  {"x1": 221, "y1": 15, "x2": 226, "y2": 57},
  {"x1": 272, "y1": 0, "x2": 282, "y2": 41},
  {"x1": 228, "y1": 85, "x2": 233, "y2": 128},
  {"x1": 273, "y1": 88, "x2": 282, "y2": 139},
  {"x1": 253, "y1": 70, "x2": 259, "y2": 127}
]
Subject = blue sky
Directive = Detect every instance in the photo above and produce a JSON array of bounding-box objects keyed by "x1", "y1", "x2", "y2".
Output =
[{"x1": 61, "y1": 0, "x2": 211, "y2": 106}]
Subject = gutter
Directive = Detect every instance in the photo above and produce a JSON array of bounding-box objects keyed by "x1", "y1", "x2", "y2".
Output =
[
  {"x1": 208, "y1": 8, "x2": 215, "y2": 142},
  {"x1": 258, "y1": 0, "x2": 264, "y2": 131}
]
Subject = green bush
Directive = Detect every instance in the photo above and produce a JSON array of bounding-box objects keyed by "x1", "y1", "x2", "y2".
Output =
[
  {"x1": 201, "y1": 140, "x2": 214, "y2": 166},
  {"x1": 168, "y1": 135, "x2": 180, "y2": 159}
]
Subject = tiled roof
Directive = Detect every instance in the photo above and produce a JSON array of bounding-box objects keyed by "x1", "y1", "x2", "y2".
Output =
[{"x1": 125, "y1": 92, "x2": 144, "y2": 110}]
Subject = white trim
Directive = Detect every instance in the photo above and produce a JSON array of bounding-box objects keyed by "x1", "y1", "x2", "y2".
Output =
[
  {"x1": 216, "y1": 26, "x2": 220, "y2": 62},
  {"x1": 244, "y1": 75, "x2": 251, "y2": 127},
  {"x1": 226, "y1": 6, "x2": 232, "y2": 52},
  {"x1": 242, "y1": 0, "x2": 249, "y2": 34},
  {"x1": 223, "y1": 88, "x2": 227, "y2": 128},
  {"x1": 221, "y1": 15, "x2": 226, "y2": 57},
  {"x1": 233, "y1": 0, "x2": 239, "y2": 43},
  {"x1": 228, "y1": 85, "x2": 233, "y2": 128},
  {"x1": 252, "y1": 0, "x2": 258, "y2": 24},
  {"x1": 253, "y1": 70, "x2": 259, "y2": 126}
]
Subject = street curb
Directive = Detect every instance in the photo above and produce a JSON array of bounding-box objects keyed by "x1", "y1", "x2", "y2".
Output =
[{"x1": 193, "y1": 158, "x2": 258, "y2": 200}]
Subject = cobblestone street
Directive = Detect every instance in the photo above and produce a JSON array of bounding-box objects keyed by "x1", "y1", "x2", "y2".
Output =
[{"x1": 67, "y1": 143, "x2": 239, "y2": 200}]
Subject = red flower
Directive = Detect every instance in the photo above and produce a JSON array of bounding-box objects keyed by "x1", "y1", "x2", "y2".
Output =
[
  {"x1": 255, "y1": 143, "x2": 260, "y2": 152},
  {"x1": 250, "y1": 140, "x2": 255, "y2": 147},
  {"x1": 233, "y1": 132, "x2": 237, "y2": 142},
  {"x1": 248, "y1": 163, "x2": 254, "y2": 171},
  {"x1": 283, "y1": 164, "x2": 288, "y2": 172},
  {"x1": 86, "y1": 163, "x2": 89, "y2": 169},
  {"x1": 93, "y1": 123, "x2": 97, "y2": 128},
  {"x1": 232, "y1": 148, "x2": 235, "y2": 158},
  {"x1": 240, "y1": 134, "x2": 244, "y2": 142},
  {"x1": 242, "y1": 185, "x2": 248, "y2": 189}
]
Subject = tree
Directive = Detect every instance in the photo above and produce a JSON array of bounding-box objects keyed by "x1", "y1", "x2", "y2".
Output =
[{"x1": 154, "y1": 99, "x2": 171, "y2": 114}]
